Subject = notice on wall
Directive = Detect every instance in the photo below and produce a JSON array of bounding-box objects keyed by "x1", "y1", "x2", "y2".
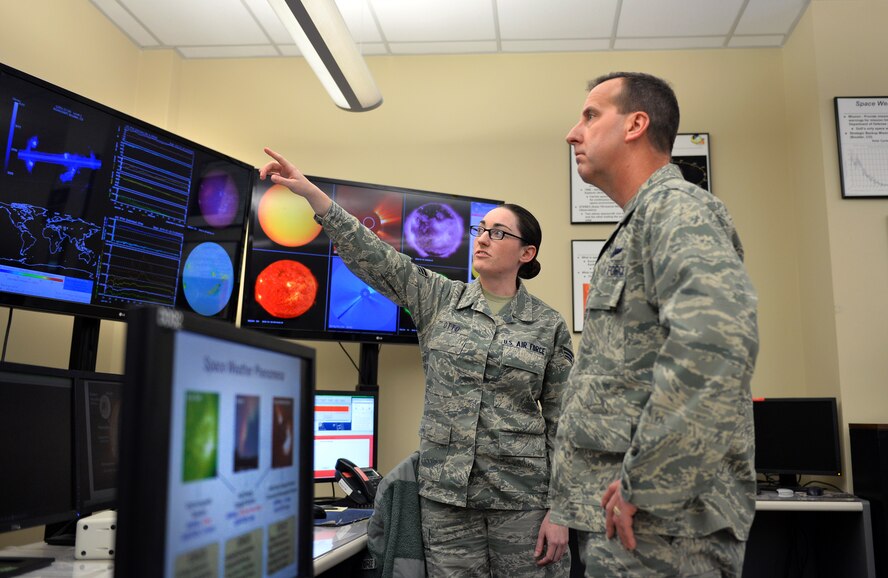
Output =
[{"x1": 835, "y1": 97, "x2": 888, "y2": 198}]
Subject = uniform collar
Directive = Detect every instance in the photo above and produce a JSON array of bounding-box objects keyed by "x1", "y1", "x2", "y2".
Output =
[
  {"x1": 621, "y1": 163, "x2": 682, "y2": 216},
  {"x1": 457, "y1": 279, "x2": 534, "y2": 322}
]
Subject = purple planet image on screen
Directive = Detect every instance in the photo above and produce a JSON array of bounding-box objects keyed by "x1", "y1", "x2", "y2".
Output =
[
  {"x1": 198, "y1": 169, "x2": 239, "y2": 228},
  {"x1": 404, "y1": 203, "x2": 464, "y2": 258}
]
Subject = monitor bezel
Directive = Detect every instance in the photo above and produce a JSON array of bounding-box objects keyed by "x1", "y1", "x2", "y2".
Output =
[
  {"x1": 72, "y1": 371, "x2": 125, "y2": 517},
  {"x1": 0, "y1": 61, "x2": 254, "y2": 323},
  {"x1": 115, "y1": 306, "x2": 316, "y2": 577},
  {"x1": 239, "y1": 172, "x2": 503, "y2": 344},
  {"x1": 753, "y1": 396, "x2": 843, "y2": 478},
  {"x1": 313, "y1": 388, "x2": 379, "y2": 483},
  {"x1": 0, "y1": 361, "x2": 78, "y2": 533}
]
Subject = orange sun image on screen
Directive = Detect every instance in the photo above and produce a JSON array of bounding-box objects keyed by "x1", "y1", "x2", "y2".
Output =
[
  {"x1": 255, "y1": 259, "x2": 318, "y2": 318},
  {"x1": 258, "y1": 184, "x2": 322, "y2": 247}
]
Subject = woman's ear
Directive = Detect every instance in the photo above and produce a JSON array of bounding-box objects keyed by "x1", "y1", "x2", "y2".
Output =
[{"x1": 520, "y1": 244, "x2": 537, "y2": 264}]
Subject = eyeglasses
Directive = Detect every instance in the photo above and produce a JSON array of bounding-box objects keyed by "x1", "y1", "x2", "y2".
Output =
[{"x1": 469, "y1": 225, "x2": 528, "y2": 243}]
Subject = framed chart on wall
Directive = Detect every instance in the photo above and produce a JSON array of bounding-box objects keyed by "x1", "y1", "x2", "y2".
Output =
[
  {"x1": 571, "y1": 240, "x2": 606, "y2": 333},
  {"x1": 834, "y1": 97, "x2": 888, "y2": 199},
  {"x1": 570, "y1": 133, "x2": 712, "y2": 223}
]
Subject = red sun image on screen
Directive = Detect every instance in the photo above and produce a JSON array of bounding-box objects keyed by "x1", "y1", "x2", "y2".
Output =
[{"x1": 255, "y1": 259, "x2": 318, "y2": 318}]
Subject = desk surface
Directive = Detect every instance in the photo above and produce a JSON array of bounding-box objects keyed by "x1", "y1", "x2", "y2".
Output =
[
  {"x1": 0, "y1": 520, "x2": 369, "y2": 577},
  {"x1": 755, "y1": 491, "x2": 865, "y2": 511}
]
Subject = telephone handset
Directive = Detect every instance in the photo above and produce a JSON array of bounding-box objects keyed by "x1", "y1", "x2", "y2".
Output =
[{"x1": 335, "y1": 458, "x2": 382, "y2": 505}]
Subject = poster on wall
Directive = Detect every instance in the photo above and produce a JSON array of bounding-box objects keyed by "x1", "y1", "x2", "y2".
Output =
[
  {"x1": 834, "y1": 97, "x2": 888, "y2": 198},
  {"x1": 570, "y1": 133, "x2": 712, "y2": 223},
  {"x1": 571, "y1": 240, "x2": 606, "y2": 333}
]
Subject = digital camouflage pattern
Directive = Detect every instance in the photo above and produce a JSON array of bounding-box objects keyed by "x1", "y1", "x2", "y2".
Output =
[
  {"x1": 318, "y1": 202, "x2": 574, "y2": 510},
  {"x1": 420, "y1": 497, "x2": 570, "y2": 577},
  {"x1": 550, "y1": 164, "x2": 759, "y2": 542},
  {"x1": 576, "y1": 528, "x2": 744, "y2": 577}
]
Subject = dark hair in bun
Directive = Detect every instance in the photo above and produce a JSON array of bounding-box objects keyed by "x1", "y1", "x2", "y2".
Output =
[{"x1": 501, "y1": 203, "x2": 542, "y2": 280}]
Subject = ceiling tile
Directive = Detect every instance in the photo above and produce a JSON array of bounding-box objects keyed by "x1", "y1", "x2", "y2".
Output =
[
  {"x1": 497, "y1": 0, "x2": 618, "y2": 40},
  {"x1": 389, "y1": 41, "x2": 499, "y2": 55},
  {"x1": 502, "y1": 38, "x2": 612, "y2": 52},
  {"x1": 618, "y1": 0, "x2": 745, "y2": 38},
  {"x1": 336, "y1": 0, "x2": 384, "y2": 43},
  {"x1": 177, "y1": 45, "x2": 281, "y2": 59},
  {"x1": 90, "y1": 0, "x2": 159, "y2": 46},
  {"x1": 370, "y1": 0, "x2": 496, "y2": 42},
  {"x1": 614, "y1": 36, "x2": 726, "y2": 50},
  {"x1": 120, "y1": 0, "x2": 268, "y2": 45},
  {"x1": 728, "y1": 35, "x2": 786, "y2": 48},
  {"x1": 735, "y1": 0, "x2": 810, "y2": 36},
  {"x1": 242, "y1": 0, "x2": 294, "y2": 45}
]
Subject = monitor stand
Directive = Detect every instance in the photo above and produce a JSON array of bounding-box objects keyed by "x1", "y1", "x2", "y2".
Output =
[
  {"x1": 43, "y1": 519, "x2": 77, "y2": 546},
  {"x1": 776, "y1": 473, "x2": 801, "y2": 490}
]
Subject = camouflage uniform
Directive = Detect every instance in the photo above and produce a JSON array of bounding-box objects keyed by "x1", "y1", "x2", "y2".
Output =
[
  {"x1": 318, "y1": 202, "x2": 574, "y2": 576},
  {"x1": 549, "y1": 164, "x2": 759, "y2": 576}
]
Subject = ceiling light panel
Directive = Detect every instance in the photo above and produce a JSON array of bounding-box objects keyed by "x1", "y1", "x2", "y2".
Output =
[
  {"x1": 618, "y1": 0, "x2": 745, "y2": 38},
  {"x1": 370, "y1": 0, "x2": 496, "y2": 42},
  {"x1": 497, "y1": 0, "x2": 618, "y2": 40}
]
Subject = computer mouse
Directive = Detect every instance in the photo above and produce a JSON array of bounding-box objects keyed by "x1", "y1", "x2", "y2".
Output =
[
  {"x1": 806, "y1": 486, "x2": 824, "y2": 497},
  {"x1": 313, "y1": 504, "x2": 327, "y2": 519}
]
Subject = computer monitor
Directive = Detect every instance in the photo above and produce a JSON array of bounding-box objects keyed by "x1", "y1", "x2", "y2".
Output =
[
  {"x1": 73, "y1": 373, "x2": 124, "y2": 516},
  {"x1": 753, "y1": 397, "x2": 843, "y2": 488},
  {"x1": 115, "y1": 306, "x2": 315, "y2": 578},
  {"x1": 0, "y1": 62, "x2": 253, "y2": 323},
  {"x1": 239, "y1": 173, "x2": 502, "y2": 343},
  {"x1": 0, "y1": 362, "x2": 76, "y2": 533},
  {"x1": 313, "y1": 389, "x2": 378, "y2": 483}
]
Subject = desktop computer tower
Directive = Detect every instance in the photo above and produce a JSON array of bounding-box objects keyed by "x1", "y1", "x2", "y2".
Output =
[{"x1": 849, "y1": 423, "x2": 888, "y2": 577}]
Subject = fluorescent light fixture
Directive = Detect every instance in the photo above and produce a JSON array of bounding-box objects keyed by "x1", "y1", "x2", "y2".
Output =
[{"x1": 267, "y1": 0, "x2": 383, "y2": 112}]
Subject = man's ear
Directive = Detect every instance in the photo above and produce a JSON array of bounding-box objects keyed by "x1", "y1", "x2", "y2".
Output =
[{"x1": 624, "y1": 111, "x2": 650, "y2": 143}]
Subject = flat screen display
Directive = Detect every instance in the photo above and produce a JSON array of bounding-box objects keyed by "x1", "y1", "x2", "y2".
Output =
[
  {"x1": 115, "y1": 307, "x2": 315, "y2": 578},
  {"x1": 0, "y1": 62, "x2": 253, "y2": 322},
  {"x1": 0, "y1": 362, "x2": 75, "y2": 532},
  {"x1": 74, "y1": 375, "x2": 123, "y2": 515},
  {"x1": 314, "y1": 390, "x2": 378, "y2": 482},
  {"x1": 239, "y1": 174, "x2": 501, "y2": 343},
  {"x1": 753, "y1": 397, "x2": 842, "y2": 477}
]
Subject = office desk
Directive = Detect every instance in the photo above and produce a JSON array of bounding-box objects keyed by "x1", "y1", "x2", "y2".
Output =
[
  {"x1": 743, "y1": 493, "x2": 876, "y2": 578},
  {"x1": 0, "y1": 520, "x2": 369, "y2": 577}
]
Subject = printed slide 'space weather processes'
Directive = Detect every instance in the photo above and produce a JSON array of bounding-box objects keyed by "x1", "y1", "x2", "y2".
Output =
[
  {"x1": 0, "y1": 65, "x2": 251, "y2": 320},
  {"x1": 166, "y1": 331, "x2": 307, "y2": 578}
]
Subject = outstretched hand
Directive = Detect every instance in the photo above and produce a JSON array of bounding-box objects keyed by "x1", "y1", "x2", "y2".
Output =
[{"x1": 260, "y1": 147, "x2": 332, "y2": 216}]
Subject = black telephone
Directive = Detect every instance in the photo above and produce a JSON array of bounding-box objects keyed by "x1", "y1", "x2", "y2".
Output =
[{"x1": 335, "y1": 458, "x2": 382, "y2": 506}]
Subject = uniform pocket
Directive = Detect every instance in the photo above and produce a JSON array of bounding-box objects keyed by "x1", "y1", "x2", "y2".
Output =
[
  {"x1": 426, "y1": 331, "x2": 482, "y2": 396},
  {"x1": 498, "y1": 430, "x2": 546, "y2": 458},
  {"x1": 418, "y1": 417, "x2": 451, "y2": 482},
  {"x1": 561, "y1": 411, "x2": 632, "y2": 454},
  {"x1": 579, "y1": 274, "x2": 626, "y2": 376}
]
